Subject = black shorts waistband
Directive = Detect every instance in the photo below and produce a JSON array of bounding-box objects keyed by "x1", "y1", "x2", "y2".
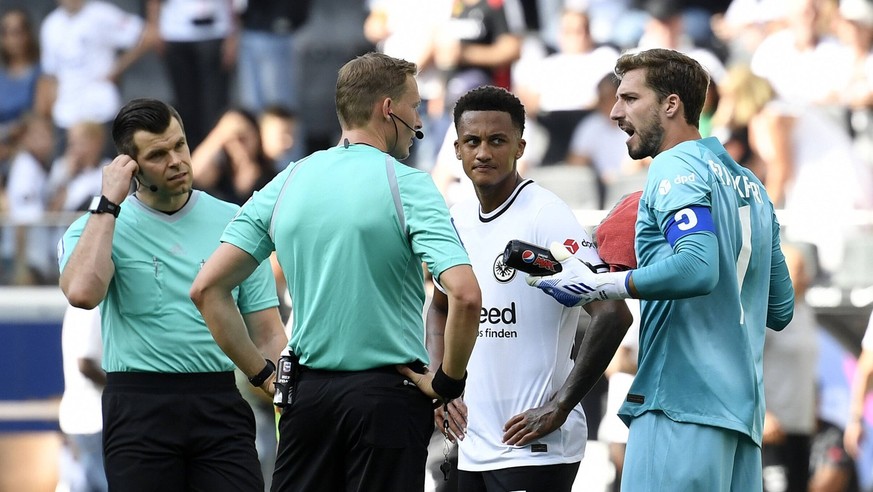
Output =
[
  {"x1": 300, "y1": 361, "x2": 426, "y2": 380},
  {"x1": 105, "y1": 371, "x2": 237, "y2": 394}
]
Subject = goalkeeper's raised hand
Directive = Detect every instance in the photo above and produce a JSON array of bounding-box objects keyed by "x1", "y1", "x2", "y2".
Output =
[{"x1": 526, "y1": 242, "x2": 632, "y2": 307}]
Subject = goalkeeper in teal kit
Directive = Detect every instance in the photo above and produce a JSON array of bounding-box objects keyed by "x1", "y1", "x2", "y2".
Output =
[{"x1": 528, "y1": 48, "x2": 795, "y2": 491}]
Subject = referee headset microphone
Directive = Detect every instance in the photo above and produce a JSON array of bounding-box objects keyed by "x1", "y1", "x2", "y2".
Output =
[
  {"x1": 135, "y1": 174, "x2": 158, "y2": 192},
  {"x1": 389, "y1": 111, "x2": 424, "y2": 140}
]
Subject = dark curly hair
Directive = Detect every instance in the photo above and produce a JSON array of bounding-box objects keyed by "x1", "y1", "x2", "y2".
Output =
[{"x1": 452, "y1": 85, "x2": 526, "y2": 137}]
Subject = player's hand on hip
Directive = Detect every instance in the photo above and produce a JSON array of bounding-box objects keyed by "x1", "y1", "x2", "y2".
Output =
[
  {"x1": 502, "y1": 401, "x2": 569, "y2": 446},
  {"x1": 526, "y1": 242, "x2": 630, "y2": 307}
]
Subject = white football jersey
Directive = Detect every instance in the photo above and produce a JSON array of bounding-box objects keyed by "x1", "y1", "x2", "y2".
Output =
[{"x1": 449, "y1": 179, "x2": 606, "y2": 471}]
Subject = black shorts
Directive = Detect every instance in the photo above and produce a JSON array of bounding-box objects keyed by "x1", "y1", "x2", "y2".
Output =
[
  {"x1": 271, "y1": 366, "x2": 433, "y2": 492},
  {"x1": 102, "y1": 372, "x2": 263, "y2": 492},
  {"x1": 458, "y1": 462, "x2": 581, "y2": 492}
]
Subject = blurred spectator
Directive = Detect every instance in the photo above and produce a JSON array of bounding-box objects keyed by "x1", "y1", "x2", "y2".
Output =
[
  {"x1": 40, "y1": 0, "x2": 157, "y2": 159},
  {"x1": 516, "y1": 8, "x2": 617, "y2": 116},
  {"x1": 258, "y1": 104, "x2": 298, "y2": 172},
  {"x1": 750, "y1": 0, "x2": 846, "y2": 107},
  {"x1": 44, "y1": 120, "x2": 108, "y2": 259},
  {"x1": 845, "y1": 311, "x2": 873, "y2": 461},
  {"x1": 0, "y1": 115, "x2": 54, "y2": 285},
  {"x1": 521, "y1": 0, "x2": 564, "y2": 53},
  {"x1": 514, "y1": 6, "x2": 618, "y2": 165},
  {"x1": 761, "y1": 243, "x2": 819, "y2": 492},
  {"x1": 293, "y1": 0, "x2": 373, "y2": 154},
  {"x1": 742, "y1": 68, "x2": 873, "y2": 274},
  {"x1": 633, "y1": 0, "x2": 726, "y2": 136},
  {"x1": 434, "y1": 0, "x2": 523, "y2": 111},
  {"x1": 811, "y1": 324, "x2": 862, "y2": 492},
  {"x1": 710, "y1": 64, "x2": 775, "y2": 181},
  {"x1": 829, "y1": 0, "x2": 873, "y2": 165},
  {"x1": 236, "y1": 0, "x2": 310, "y2": 115},
  {"x1": 46, "y1": 121, "x2": 108, "y2": 213},
  {"x1": 678, "y1": 0, "x2": 733, "y2": 51},
  {"x1": 609, "y1": 0, "x2": 731, "y2": 52},
  {"x1": 565, "y1": 74, "x2": 635, "y2": 208},
  {"x1": 58, "y1": 304, "x2": 106, "y2": 492},
  {"x1": 146, "y1": 0, "x2": 236, "y2": 150},
  {"x1": 810, "y1": 418, "x2": 861, "y2": 492},
  {"x1": 364, "y1": 0, "x2": 453, "y2": 170},
  {"x1": 712, "y1": 0, "x2": 787, "y2": 63},
  {"x1": 0, "y1": 9, "x2": 41, "y2": 164},
  {"x1": 566, "y1": 0, "x2": 634, "y2": 48},
  {"x1": 191, "y1": 108, "x2": 276, "y2": 205}
]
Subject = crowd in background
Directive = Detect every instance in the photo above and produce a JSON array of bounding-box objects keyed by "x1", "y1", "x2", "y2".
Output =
[
  {"x1": 1, "y1": 0, "x2": 872, "y2": 289},
  {"x1": 2, "y1": 0, "x2": 873, "y2": 491}
]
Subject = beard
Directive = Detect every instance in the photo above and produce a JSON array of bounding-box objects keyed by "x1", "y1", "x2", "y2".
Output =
[{"x1": 627, "y1": 113, "x2": 665, "y2": 160}]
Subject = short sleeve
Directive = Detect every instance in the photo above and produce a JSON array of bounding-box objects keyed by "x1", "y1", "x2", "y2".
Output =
[
  {"x1": 236, "y1": 255, "x2": 279, "y2": 314},
  {"x1": 221, "y1": 168, "x2": 292, "y2": 263},
  {"x1": 58, "y1": 214, "x2": 89, "y2": 272},
  {"x1": 400, "y1": 170, "x2": 470, "y2": 280}
]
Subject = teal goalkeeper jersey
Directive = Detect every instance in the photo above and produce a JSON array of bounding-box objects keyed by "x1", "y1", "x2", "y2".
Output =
[
  {"x1": 58, "y1": 191, "x2": 278, "y2": 373},
  {"x1": 221, "y1": 144, "x2": 471, "y2": 371},
  {"x1": 618, "y1": 137, "x2": 794, "y2": 445}
]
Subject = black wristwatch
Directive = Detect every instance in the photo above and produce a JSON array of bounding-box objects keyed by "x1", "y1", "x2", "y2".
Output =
[
  {"x1": 88, "y1": 195, "x2": 121, "y2": 218},
  {"x1": 249, "y1": 359, "x2": 276, "y2": 387}
]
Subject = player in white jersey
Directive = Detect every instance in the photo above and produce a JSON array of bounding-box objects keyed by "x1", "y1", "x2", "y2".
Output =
[{"x1": 429, "y1": 86, "x2": 632, "y2": 491}]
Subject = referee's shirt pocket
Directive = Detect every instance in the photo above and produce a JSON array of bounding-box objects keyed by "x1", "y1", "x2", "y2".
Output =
[{"x1": 114, "y1": 258, "x2": 164, "y2": 316}]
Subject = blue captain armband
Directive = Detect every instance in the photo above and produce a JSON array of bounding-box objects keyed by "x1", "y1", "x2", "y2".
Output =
[{"x1": 664, "y1": 206, "x2": 715, "y2": 247}]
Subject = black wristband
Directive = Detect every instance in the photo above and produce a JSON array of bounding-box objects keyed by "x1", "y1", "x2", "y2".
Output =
[
  {"x1": 431, "y1": 365, "x2": 466, "y2": 401},
  {"x1": 248, "y1": 359, "x2": 275, "y2": 387},
  {"x1": 88, "y1": 195, "x2": 121, "y2": 218}
]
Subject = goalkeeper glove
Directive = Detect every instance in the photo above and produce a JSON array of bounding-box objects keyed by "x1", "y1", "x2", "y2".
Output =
[{"x1": 526, "y1": 242, "x2": 631, "y2": 307}]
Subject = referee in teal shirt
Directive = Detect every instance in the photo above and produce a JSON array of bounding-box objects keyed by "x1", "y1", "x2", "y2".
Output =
[
  {"x1": 59, "y1": 99, "x2": 288, "y2": 491},
  {"x1": 192, "y1": 53, "x2": 482, "y2": 492}
]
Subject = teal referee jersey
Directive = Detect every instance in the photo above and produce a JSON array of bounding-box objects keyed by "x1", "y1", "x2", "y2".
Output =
[
  {"x1": 58, "y1": 191, "x2": 278, "y2": 373},
  {"x1": 221, "y1": 144, "x2": 471, "y2": 371},
  {"x1": 618, "y1": 137, "x2": 794, "y2": 445}
]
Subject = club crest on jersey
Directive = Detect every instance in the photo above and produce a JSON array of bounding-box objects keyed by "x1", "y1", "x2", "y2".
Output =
[{"x1": 493, "y1": 253, "x2": 516, "y2": 283}]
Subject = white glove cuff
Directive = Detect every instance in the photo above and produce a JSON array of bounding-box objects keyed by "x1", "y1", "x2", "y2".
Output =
[{"x1": 599, "y1": 271, "x2": 631, "y2": 300}]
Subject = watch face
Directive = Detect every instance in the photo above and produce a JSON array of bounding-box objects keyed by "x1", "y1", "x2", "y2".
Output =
[{"x1": 88, "y1": 196, "x2": 102, "y2": 212}]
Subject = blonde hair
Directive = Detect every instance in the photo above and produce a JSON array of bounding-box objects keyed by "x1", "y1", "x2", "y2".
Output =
[
  {"x1": 335, "y1": 52, "x2": 417, "y2": 129},
  {"x1": 713, "y1": 65, "x2": 775, "y2": 129}
]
